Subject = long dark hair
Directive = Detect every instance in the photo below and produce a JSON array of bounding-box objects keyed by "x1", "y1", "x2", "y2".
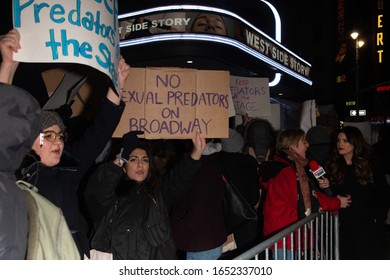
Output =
[
  {"x1": 118, "y1": 144, "x2": 161, "y2": 196},
  {"x1": 326, "y1": 126, "x2": 373, "y2": 186}
]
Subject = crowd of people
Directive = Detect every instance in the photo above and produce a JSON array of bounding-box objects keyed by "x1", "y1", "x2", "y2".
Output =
[{"x1": 1, "y1": 28, "x2": 390, "y2": 261}]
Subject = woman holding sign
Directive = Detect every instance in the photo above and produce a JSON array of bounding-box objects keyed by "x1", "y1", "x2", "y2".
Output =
[
  {"x1": 84, "y1": 130, "x2": 206, "y2": 260},
  {"x1": 0, "y1": 29, "x2": 20, "y2": 84},
  {"x1": 0, "y1": 29, "x2": 131, "y2": 259}
]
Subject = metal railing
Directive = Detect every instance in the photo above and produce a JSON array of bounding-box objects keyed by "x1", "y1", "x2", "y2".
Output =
[{"x1": 233, "y1": 211, "x2": 339, "y2": 260}]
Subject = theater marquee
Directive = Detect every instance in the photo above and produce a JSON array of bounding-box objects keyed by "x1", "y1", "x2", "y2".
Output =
[{"x1": 118, "y1": 5, "x2": 312, "y2": 85}]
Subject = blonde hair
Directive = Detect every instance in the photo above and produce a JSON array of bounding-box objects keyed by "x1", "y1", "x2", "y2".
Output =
[{"x1": 276, "y1": 128, "x2": 305, "y2": 151}]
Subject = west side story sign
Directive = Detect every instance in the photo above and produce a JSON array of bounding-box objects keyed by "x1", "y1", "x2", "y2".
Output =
[{"x1": 118, "y1": 9, "x2": 311, "y2": 81}]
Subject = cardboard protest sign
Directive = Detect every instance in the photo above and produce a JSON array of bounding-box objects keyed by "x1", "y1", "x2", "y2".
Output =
[
  {"x1": 113, "y1": 67, "x2": 230, "y2": 139},
  {"x1": 42, "y1": 71, "x2": 87, "y2": 110},
  {"x1": 41, "y1": 68, "x2": 93, "y2": 117},
  {"x1": 12, "y1": 0, "x2": 120, "y2": 92},
  {"x1": 230, "y1": 76, "x2": 271, "y2": 117}
]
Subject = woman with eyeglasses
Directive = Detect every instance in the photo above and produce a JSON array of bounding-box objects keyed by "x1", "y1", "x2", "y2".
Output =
[
  {"x1": 84, "y1": 130, "x2": 206, "y2": 260},
  {"x1": 0, "y1": 28, "x2": 131, "y2": 259}
]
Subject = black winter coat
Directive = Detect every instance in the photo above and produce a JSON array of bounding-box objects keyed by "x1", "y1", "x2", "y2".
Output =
[
  {"x1": 17, "y1": 98, "x2": 124, "y2": 257},
  {"x1": 85, "y1": 153, "x2": 201, "y2": 260},
  {"x1": 330, "y1": 157, "x2": 390, "y2": 260},
  {"x1": 171, "y1": 152, "x2": 227, "y2": 252},
  {"x1": 217, "y1": 151, "x2": 261, "y2": 250}
]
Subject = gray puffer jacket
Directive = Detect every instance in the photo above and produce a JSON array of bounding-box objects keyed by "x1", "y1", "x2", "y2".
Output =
[{"x1": 0, "y1": 83, "x2": 41, "y2": 259}]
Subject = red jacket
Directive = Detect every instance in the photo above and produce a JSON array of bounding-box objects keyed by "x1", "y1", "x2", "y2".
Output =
[{"x1": 260, "y1": 154, "x2": 340, "y2": 250}]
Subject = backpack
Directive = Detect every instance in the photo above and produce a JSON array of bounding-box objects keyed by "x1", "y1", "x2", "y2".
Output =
[{"x1": 16, "y1": 180, "x2": 80, "y2": 260}]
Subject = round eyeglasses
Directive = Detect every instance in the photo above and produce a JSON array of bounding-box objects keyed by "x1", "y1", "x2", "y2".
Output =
[{"x1": 40, "y1": 130, "x2": 68, "y2": 143}]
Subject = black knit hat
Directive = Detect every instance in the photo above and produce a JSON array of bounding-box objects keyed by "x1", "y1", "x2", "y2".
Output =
[
  {"x1": 245, "y1": 119, "x2": 275, "y2": 158},
  {"x1": 40, "y1": 110, "x2": 66, "y2": 132},
  {"x1": 120, "y1": 131, "x2": 146, "y2": 160}
]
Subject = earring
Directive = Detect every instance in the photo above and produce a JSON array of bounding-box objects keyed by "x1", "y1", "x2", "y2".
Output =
[{"x1": 39, "y1": 133, "x2": 44, "y2": 147}]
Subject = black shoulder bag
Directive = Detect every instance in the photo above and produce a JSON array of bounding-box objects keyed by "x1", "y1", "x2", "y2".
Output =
[{"x1": 221, "y1": 175, "x2": 257, "y2": 234}]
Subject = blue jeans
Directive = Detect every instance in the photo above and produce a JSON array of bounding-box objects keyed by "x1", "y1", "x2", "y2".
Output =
[
  {"x1": 272, "y1": 249, "x2": 295, "y2": 260},
  {"x1": 186, "y1": 246, "x2": 222, "y2": 260}
]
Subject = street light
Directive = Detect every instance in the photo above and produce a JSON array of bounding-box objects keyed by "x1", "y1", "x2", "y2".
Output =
[{"x1": 350, "y1": 32, "x2": 364, "y2": 114}]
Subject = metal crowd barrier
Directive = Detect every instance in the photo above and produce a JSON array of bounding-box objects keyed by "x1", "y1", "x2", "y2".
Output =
[{"x1": 233, "y1": 212, "x2": 339, "y2": 260}]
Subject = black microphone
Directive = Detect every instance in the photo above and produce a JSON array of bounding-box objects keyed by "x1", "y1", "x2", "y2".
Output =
[{"x1": 308, "y1": 160, "x2": 333, "y2": 196}]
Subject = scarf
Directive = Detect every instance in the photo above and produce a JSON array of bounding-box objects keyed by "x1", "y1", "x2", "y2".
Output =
[{"x1": 284, "y1": 148, "x2": 311, "y2": 216}]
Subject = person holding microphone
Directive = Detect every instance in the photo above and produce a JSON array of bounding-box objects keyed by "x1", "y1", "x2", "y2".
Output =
[{"x1": 260, "y1": 128, "x2": 351, "y2": 260}]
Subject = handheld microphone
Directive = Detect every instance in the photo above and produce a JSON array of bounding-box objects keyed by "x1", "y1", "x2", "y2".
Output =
[
  {"x1": 308, "y1": 160, "x2": 326, "y2": 179},
  {"x1": 308, "y1": 160, "x2": 333, "y2": 196}
]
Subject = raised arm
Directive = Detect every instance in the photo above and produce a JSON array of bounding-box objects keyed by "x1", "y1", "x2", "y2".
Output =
[
  {"x1": 190, "y1": 128, "x2": 206, "y2": 160},
  {"x1": 68, "y1": 56, "x2": 130, "y2": 179},
  {"x1": 106, "y1": 55, "x2": 130, "y2": 105},
  {"x1": 0, "y1": 29, "x2": 20, "y2": 84}
]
